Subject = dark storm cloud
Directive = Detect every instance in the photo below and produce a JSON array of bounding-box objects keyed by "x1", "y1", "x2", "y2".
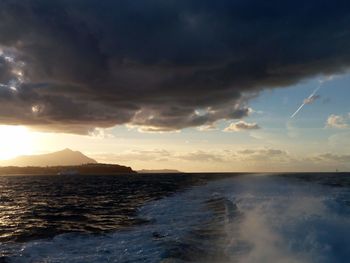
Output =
[{"x1": 0, "y1": 0, "x2": 350, "y2": 133}]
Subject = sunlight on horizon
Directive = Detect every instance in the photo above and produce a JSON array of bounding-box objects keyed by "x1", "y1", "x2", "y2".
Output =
[{"x1": 0, "y1": 125, "x2": 35, "y2": 160}]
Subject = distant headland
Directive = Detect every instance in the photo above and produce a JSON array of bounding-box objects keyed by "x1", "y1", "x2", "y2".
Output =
[
  {"x1": 0, "y1": 149, "x2": 135, "y2": 175},
  {"x1": 0, "y1": 149, "x2": 184, "y2": 175},
  {"x1": 0, "y1": 163, "x2": 135, "y2": 175}
]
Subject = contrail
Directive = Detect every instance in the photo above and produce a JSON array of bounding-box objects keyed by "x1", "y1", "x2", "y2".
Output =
[{"x1": 290, "y1": 86, "x2": 321, "y2": 118}]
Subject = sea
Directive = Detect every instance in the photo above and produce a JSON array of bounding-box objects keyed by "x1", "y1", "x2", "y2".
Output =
[{"x1": 0, "y1": 173, "x2": 350, "y2": 263}]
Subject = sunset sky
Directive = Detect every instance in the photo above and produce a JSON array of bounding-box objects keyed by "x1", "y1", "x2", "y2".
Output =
[{"x1": 0, "y1": 1, "x2": 349, "y2": 172}]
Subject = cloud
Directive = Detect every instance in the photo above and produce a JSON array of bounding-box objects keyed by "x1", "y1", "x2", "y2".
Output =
[
  {"x1": 224, "y1": 121, "x2": 261, "y2": 132},
  {"x1": 326, "y1": 114, "x2": 348, "y2": 129},
  {"x1": 91, "y1": 147, "x2": 350, "y2": 171},
  {"x1": 310, "y1": 153, "x2": 350, "y2": 163},
  {"x1": 176, "y1": 151, "x2": 226, "y2": 162},
  {"x1": 0, "y1": 1, "x2": 350, "y2": 133},
  {"x1": 88, "y1": 127, "x2": 115, "y2": 139},
  {"x1": 197, "y1": 124, "x2": 218, "y2": 131},
  {"x1": 92, "y1": 149, "x2": 172, "y2": 163},
  {"x1": 328, "y1": 131, "x2": 350, "y2": 149},
  {"x1": 93, "y1": 147, "x2": 289, "y2": 165},
  {"x1": 237, "y1": 148, "x2": 289, "y2": 162}
]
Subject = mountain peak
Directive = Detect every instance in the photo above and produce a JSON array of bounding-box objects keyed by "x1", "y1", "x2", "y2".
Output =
[
  {"x1": 0, "y1": 149, "x2": 97, "y2": 167},
  {"x1": 61, "y1": 148, "x2": 75, "y2": 153}
]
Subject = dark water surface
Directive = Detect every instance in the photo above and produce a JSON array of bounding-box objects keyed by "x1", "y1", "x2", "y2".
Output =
[
  {"x1": 0, "y1": 173, "x2": 350, "y2": 263},
  {"x1": 0, "y1": 173, "x2": 233, "y2": 243}
]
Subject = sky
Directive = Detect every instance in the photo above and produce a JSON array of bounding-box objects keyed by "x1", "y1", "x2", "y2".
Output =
[{"x1": 0, "y1": 0, "x2": 349, "y2": 172}]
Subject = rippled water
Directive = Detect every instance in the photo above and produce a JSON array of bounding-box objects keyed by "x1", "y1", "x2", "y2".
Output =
[
  {"x1": 0, "y1": 174, "x2": 215, "y2": 243},
  {"x1": 1, "y1": 173, "x2": 350, "y2": 262}
]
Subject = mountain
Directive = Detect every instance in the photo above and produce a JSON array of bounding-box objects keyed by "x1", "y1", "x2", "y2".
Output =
[{"x1": 0, "y1": 148, "x2": 97, "y2": 167}]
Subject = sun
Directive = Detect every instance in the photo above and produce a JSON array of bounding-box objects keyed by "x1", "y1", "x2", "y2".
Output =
[{"x1": 0, "y1": 125, "x2": 34, "y2": 160}]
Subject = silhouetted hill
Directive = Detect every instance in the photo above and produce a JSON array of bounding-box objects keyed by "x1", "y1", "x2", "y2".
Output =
[
  {"x1": 0, "y1": 163, "x2": 135, "y2": 175},
  {"x1": 0, "y1": 148, "x2": 97, "y2": 167}
]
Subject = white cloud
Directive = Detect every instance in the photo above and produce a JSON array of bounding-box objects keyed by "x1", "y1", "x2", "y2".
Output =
[
  {"x1": 197, "y1": 124, "x2": 217, "y2": 131},
  {"x1": 224, "y1": 121, "x2": 261, "y2": 132},
  {"x1": 326, "y1": 114, "x2": 348, "y2": 129}
]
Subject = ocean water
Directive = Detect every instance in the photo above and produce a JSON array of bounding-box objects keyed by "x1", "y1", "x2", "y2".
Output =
[{"x1": 0, "y1": 173, "x2": 350, "y2": 263}]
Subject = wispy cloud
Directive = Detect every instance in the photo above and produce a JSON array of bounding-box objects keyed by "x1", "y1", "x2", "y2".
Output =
[
  {"x1": 224, "y1": 121, "x2": 261, "y2": 132},
  {"x1": 176, "y1": 151, "x2": 226, "y2": 162},
  {"x1": 237, "y1": 148, "x2": 289, "y2": 162},
  {"x1": 91, "y1": 149, "x2": 172, "y2": 163},
  {"x1": 310, "y1": 153, "x2": 350, "y2": 163},
  {"x1": 91, "y1": 147, "x2": 350, "y2": 171}
]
